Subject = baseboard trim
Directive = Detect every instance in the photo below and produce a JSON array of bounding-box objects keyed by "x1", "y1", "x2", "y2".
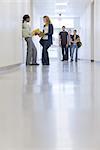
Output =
[
  {"x1": 79, "y1": 58, "x2": 94, "y2": 62},
  {"x1": 0, "y1": 63, "x2": 22, "y2": 73}
]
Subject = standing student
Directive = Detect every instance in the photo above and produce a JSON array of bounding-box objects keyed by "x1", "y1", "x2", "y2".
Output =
[
  {"x1": 67, "y1": 29, "x2": 72, "y2": 59},
  {"x1": 22, "y1": 14, "x2": 39, "y2": 66},
  {"x1": 40, "y1": 16, "x2": 54, "y2": 65},
  {"x1": 71, "y1": 30, "x2": 80, "y2": 62},
  {"x1": 59, "y1": 26, "x2": 68, "y2": 61}
]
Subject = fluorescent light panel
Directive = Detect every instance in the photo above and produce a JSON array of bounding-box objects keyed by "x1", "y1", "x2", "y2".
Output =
[
  {"x1": 56, "y1": 9, "x2": 66, "y2": 13},
  {"x1": 56, "y1": 2, "x2": 68, "y2": 6}
]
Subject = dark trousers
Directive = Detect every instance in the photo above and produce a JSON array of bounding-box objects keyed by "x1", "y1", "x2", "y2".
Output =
[
  {"x1": 40, "y1": 40, "x2": 51, "y2": 65},
  {"x1": 62, "y1": 45, "x2": 68, "y2": 60}
]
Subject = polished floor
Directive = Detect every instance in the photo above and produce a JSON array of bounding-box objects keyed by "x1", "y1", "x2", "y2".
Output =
[{"x1": 0, "y1": 59, "x2": 100, "y2": 150}]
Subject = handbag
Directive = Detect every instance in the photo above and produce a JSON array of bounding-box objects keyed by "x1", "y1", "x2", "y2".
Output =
[{"x1": 77, "y1": 41, "x2": 82, "y2": 48}]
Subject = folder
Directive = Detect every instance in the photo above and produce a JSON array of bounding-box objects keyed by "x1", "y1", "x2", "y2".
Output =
[{"x1": 32, "y1": 29, "x2": 45, "y2": 37}]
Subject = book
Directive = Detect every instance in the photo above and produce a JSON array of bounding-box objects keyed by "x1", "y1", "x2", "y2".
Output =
[{"x1": 32, "y1": 29, "x2": 45, "y2": 37}]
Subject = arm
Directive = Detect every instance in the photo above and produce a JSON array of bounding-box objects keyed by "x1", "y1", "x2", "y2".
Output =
[
  {"x1": 45, "y1": 24, "x2": 53, "y2": 36},
  {"x1": 75, "y1": 35, "x2": 80, "y2": 43},
  {"x1": 76, "y1": 37, "x2": 80, "y2": 43},
  {"x1": 59, "y1": 32, "x2": 61, "y2": 46},
  {"x1": 70, "y1": 35, "x2": 74, "y2": 44},
  {"x1": 72, "y1": 35, "x2": 80, "y2": 44},
  {"x1": 66, "y1": 34, "x2": 68, "y2": 47}
]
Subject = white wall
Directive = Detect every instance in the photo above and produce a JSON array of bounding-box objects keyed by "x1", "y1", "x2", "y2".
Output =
[
  {"x1": 0, "y1": 0, "x2": 31, "y2": 67},
  {"x1": 31, "y1": 1, "x2": 42, "y2": 60},
  {"x1": 94, "y1": 0, "x2": 100, "y2": 61},
  {"x1": 79, "y1": 2, "x2": 92, "y2": 60}
]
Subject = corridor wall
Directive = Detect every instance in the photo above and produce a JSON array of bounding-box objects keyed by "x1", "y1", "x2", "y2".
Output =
[
  {"x1": 0, "y1": 0, "x2": 31, "y2": 67},
  {"x1": 79, "y1": 2, "x2": 92, "y2": 60}
]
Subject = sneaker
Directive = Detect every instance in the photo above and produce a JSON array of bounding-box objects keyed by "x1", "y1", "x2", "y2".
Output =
[{"x1": 61, "y1": 59, "x2": 64, "y2": 61}]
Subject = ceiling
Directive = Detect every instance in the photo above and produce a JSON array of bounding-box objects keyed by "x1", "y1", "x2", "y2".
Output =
[{"x1": 33, "y1": 0, "x2": 91, "y2": 17}]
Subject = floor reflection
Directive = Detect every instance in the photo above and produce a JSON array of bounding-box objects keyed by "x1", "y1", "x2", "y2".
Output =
[{"x1": 0, "y1": 60, "x2": 100, "y2": 149}]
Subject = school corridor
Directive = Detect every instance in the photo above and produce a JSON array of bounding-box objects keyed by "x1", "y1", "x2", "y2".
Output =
[{"x1": 0, "y1": 0, "x2": 100, "y2": 150}]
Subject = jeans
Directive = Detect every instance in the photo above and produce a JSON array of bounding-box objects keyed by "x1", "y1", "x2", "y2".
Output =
[
  {"x1": 61, "y1": 45, "x2": 68, "y2": 60},
  {"x1": 71, "y1": 44, "x2": 78, "y2": 61},
  {"x1": 40, "y1": 40, "x2": 51, "y2": 65}
]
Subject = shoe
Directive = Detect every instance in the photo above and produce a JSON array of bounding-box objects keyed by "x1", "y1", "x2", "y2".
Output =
[
  {"x1": 71, "y1": 59, "x2": 73, "y2": 62},
  {"x1": 42, "y1": 63, "x2": 50, "y2": 65},
  {"x1": 26, "y1": 63, "x2": 30, "y2": 66},
  {"x1": 75, "y1": 59, "x2": 78, "y2": 62},
  {"x1": 61, "y1": 59, "x2": 64, "y2": 61},
  {"x1": 31, "y1": 63, "x2": 40, "y2": 65}
]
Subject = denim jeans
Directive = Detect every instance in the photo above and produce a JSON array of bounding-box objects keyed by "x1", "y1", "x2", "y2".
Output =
[
  {"x1": 40, "y1": 40, "x2": 51, "y2": 65},
  {"x1": 61, "y1": 45, "x2": 68, "y2": 60},
  {"x1": 71, "y1": 44, "x2": 78, "y2": 61}
]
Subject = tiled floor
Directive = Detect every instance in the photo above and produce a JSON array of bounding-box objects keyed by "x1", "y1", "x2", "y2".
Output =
[{"x1": 0, "y1": 60, "x2": 100, "y2": 150}]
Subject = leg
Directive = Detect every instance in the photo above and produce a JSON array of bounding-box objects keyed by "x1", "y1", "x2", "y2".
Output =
[
  {"x1": 75, "y1": 46, "x2": 78, "y2": 62},
  {"x1": 40, "y1": 40, "x2": 45, "y2": 64},
  {"x1": 42, "y1": 48, "x2": 45, "y2": 64},
  {"x1": 61, "y1": 45, "x2": 64, "y2": 61},
  {"x1": 65, "y1": 46, "x2": 68, "y2": 61},
  {"x1": 71, "y1": 45, "x2": 75, "y2": 61},
  {"x1": 25, "y1": 38, "x2": 33, "y2": 65},
  {"x1": 31, "y1": 40, "x2": 37, "y2": 64},
  {"x1": 42, "y1": 41, "x2": 50, "y2": 65},
  {"x1": 69, "y1": 45, "x2": 72, "y2": 58}
]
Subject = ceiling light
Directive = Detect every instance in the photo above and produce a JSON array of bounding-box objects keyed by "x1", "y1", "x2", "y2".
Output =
[
  {"x1": 56, "y1": 9, "x2": 66, "y2": 13},
  {"x1": 56, "y1": 2, "x2": 67, "y2": 6}
]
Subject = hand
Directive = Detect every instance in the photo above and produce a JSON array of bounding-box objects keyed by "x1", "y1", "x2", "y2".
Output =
[
  {"x1": 35, "y1": 32, "x2": 38, "y2": 36},
  {"x1": 59, "y1": 41, "x2": 61, "y2": 46},
  {"x1": 74, "y1": 41, "x2": 77, "y2": 44},
  {"x1": 59, "y1": 43, "x2": 61, "y2": 47},
  {"x1": 71, "y1": 41, "x2": 74, "y2": 44},
  {"x1": 38, "y1": 34, "x2": 42, "y2": 37},
  {"x1": 66, "y1": 44, "x2": 68, "y2": 48}
]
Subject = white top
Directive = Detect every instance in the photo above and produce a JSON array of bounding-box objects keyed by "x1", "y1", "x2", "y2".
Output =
[
  {"x1": 22, "y1": 21, "x2": 32, "y2": 38},
  {"x1": 42, "y1": 25, "x2": 48, "y2": 40}
]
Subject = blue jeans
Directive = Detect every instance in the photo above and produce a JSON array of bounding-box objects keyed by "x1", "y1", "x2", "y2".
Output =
[
  {"x1": 71, "y1": 44, "x2": 78, "y2": 61},
  {"x1": 67, "y1": 45, "x2": 72, "y2": 58}
]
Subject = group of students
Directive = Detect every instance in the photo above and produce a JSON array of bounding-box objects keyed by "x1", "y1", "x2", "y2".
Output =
[
  {"x1": 22, "y1": 15, "x2": 81, "y2": 66},
  {"x1": 59, "y1": 26, "x2": 81, "y2": 62},
  {"x1": 22, "y1": 15, "x2": 53, "y2": 66}
]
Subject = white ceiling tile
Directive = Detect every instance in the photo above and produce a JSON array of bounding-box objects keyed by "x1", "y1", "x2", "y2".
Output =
[{"x1": 33, "y1": 0, "x2": 91, "y2": 17}]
